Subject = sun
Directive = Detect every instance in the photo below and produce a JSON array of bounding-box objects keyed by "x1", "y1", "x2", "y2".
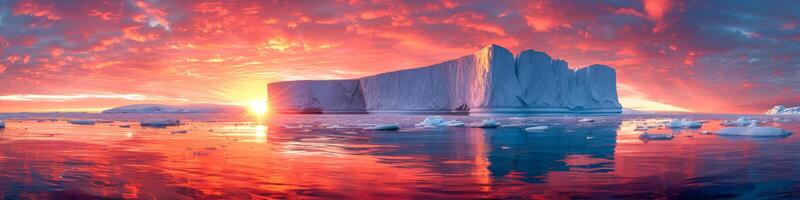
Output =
[{"x1": 249, "y1": 100, "x2": 268, "y2": 116}]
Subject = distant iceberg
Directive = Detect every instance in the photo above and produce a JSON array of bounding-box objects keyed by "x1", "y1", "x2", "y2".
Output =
[
  {"x1": 268, "y1": 44, "x2": 621, "y2": 114},
  {"x1": 102, "y1": 104, "x2": 245, "y2": 114},
  {"x1": 765, "y1": 105, "x2": 800, "y2": 115}
]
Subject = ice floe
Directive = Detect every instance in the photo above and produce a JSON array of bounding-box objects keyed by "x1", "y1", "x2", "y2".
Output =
[
  {"x1": 69, "y1": 119, "x2": 96, "y2": 125},
  {"x1": 665, "y1": 119, "x2": 703, "y2": 129},
  {"x1": 639, "y1": 132, "x2": 674, "y2": 140},
  {"x1": 364, "y1": 124, "x2": 400, "y2": 131},
  {"x1": 140, "y1": 118, "x2": 181, "y2": 127},
  {"x1": 715, "y1": 126, "x2": 792, "y2": 137},
  {"x1": 415, "y1": 116, "x2": 465, "y2": 128},
  {"x1": 524, "y1": 126, "x2": 548, "y2": 132},
  {"x1": 578, "y1": 118, "x2": 595, "y2": 122},
  {"x1": 721, "y1": 117, "x2": 758, "y2": 126}
]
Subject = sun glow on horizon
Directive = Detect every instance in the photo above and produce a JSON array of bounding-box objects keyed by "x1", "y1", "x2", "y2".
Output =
[{"x1": 249, "y1": 100, "x2": 268, "y2": 116}]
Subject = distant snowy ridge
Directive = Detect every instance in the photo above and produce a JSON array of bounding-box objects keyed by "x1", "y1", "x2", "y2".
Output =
[
  {"x1": 102, "y1": 104, "x2": 245, "y2": 114},
  {"x1": 268, "y1": 44, "x2": 621, "y2": 114},
  {"x1": 765, "y1": 105, "x2": 800, "y2": 115}
]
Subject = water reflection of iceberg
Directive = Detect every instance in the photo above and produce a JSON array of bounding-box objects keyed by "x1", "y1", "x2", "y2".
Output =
[{"x1": 486, "y1": 122, "x2": 621, "y2": 183}]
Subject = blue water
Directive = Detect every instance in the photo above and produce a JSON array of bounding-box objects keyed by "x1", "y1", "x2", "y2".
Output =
[{"x1": 0, "y1": 113, "x2": 798, "y2": 199}]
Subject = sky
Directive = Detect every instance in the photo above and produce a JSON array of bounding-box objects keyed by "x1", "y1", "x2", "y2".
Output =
[{"x1": 0, "y1": 0, "x2": 798, "y2": 113}]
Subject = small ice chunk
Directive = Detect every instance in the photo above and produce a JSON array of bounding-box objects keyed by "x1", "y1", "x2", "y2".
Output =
[
  {"x1": 171, "y1": 130, "x2": 188, "y2": 134},
  {"x1": 416, "y1": 116, "x2": 445, "y2": 127},
  {"x1": 700, "y1": 130, "x2": 712, "y2": 134},
  {"x1": 472, "y1": 119, "x2": 500, "y2": 128},
  {"x1": 69, "y1": 119, "x2": 96, "y2": 125},
  {"x1": 524, "y1": 126, "x2": 548, "y2": 132},
  {"x1": 639, "y1": 133, "x2": 673, "y2": 140},
  {"x1": 715, "y1": 126, "x2": 792, "y2": 137},
  {"x1": 416, "y1": 116, "x2": 465, "y2": 127},
  {"x1": 578, "y1": 118, "x2": 595, "y2": 122},
  {"x1": 96, "y1": 120, "x2": 114, "y2": 123},
  {"x1": 140, "y1": 118, "x2": 181, "y2": 127},
  {"x1": 665, "y1": 119, "x2": 702, "y2": 129},
  {"x1": 119, "y1": 124, "x2": 131, "y2": 128},
  {"x1": 364, "y1": 123, "x2": 400, "y2": 131},
  {"x1": 0, "y1": 120, "x2": 5, "y2": 128}
]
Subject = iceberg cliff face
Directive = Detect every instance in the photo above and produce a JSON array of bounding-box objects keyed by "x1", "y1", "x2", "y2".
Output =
[
  {"x1": 765, "y1": 105, "x2": 800, "y2": 115},
  {"x1": 268, "y1": 44, "x2": 621, "y2": 114},
  {"x1": 267, "y1": 80, "x2": 367, "y2": 113}
]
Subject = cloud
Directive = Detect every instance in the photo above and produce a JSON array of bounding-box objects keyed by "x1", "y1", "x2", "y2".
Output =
[{"x1": 0, "y1": 0, "x2": 796, "y2": 113}]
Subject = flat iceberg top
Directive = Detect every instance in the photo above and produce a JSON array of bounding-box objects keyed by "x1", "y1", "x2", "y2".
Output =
[{"x1": 102, "y1": 104, "x2": 245, "y2": 114}]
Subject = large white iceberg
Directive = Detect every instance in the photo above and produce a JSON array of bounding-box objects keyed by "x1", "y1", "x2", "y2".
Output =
[
  {"x1": 765, "y1": 105, "x2": 800, "y2": 115},
  {"x1": 103, "y1": 104, "x2": 245, "y2": 114},
  {"x1": 716, "y1": 126, "x2": 792, "y2": 137},
  {"x1": 267, "y1": 44, "x2": 621, "y2": 114}
]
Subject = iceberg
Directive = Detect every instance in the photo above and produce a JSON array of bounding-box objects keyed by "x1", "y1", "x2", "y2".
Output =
[
  {"x1": 665, "y1": 119, "x2": 702, "y2": 129},
  {"x1": 364, "y1": 124, "x2": 400, "y2": 131},
  {"x1": 716, "y1": 126, "x2": 792, "y2": 137},
  {"x1": 140, "y1": 118, "x2": 181, "y2": 127},
  {"x1": 578, "y1": 118, "x2": 595, "y2": 122},
  {"x1": 103, "y1": 104, "x2": 245, "y2": 114},
  {"x1": 765, "y1": 105, "x2": 800, "y2": 115},
  {"x1": 268, "y1": 44, "x2": 621, "y2": 114},
  {"x1": 69, "y1": 119, "x2": 96, "y2": 125}
]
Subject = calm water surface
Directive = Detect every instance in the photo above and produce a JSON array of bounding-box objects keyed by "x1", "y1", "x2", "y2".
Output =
[{"x1": 0, "y1": 113, "x2": 798, "y2": 199}]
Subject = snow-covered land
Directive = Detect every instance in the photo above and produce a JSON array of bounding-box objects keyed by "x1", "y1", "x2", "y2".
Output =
[
  {"x1": 765, "y1": 105, "x2": 800, "y2": 115},
  {"x1": 102, "y1": 104, "x2": 245, "y2": 114},
  {"x1": 267, "y1": 44, "x2": 621, "y2": 114}
]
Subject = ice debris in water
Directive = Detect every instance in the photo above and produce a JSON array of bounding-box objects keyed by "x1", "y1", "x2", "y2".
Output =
[
  {"x1": 171, "y1": 130, "x2": 188, "y2": 134},
  {"x1": 471, "y1": 119, "x2": 500, "y2": 128},
  {"x1": 140, "y1": 118, "x2": 181, "y2": 127},
  {"x1": 665, "y1": 119, "x2": 703, "y2": 129},
  {"x1": 416, "y1": 116, "x2": 465, "y2": 128},
  {"x1": 524, "y1": 126, "x2": 548, "y2": 132},
  {"x1": 639, "y1": 132, "x2": 674, "y2": 140},
  {"x1": 69, "y1": 119, "x2": 96, "y2": 125},
  {"x1": 0, "y1": 120, "x2": 5, "y2": 128},
  {"x1": 700, "y1": 130, "x2": 712, "y2": 135},
  {"x1": 578, "y1": 118, "x2": 595, "y2": 122},
  {"x1": 715, "y1": 126, "x2": 792, "y2": 137},
  {"x1": 364, "y1": 123, "x2": 400, "y2": 131},
  {"x1": 721, "y1": 117, "x2": 758, "y2": 127}
]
